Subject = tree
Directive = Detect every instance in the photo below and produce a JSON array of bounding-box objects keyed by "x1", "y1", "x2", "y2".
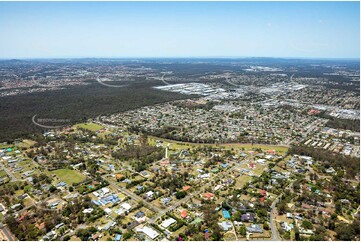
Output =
[
  {"x1": 257, "y1": 208, "x2": 268, "y2": 218},
  {"x1": 263, "y1": 222, "x2": 270, "y2": 230},
  {"x1": 335, "y1": 201, "x2": 342, "y2": 214},
  {"x1": 175, "y1": 191, "x2": 186, "y2": 199},
  {"x1": 49, "y1": 185, "x2": 57, "y2": 193},
  {"x1": 277, "y1": 200, "x2": 287, "y2": 215},
  {"x1": 301, "y1": 220, "x2": 313, "y2": 230},
  {"x1": 239, "y1": 226, "x2": 247, "y2": 236},
  {"x1": 335, "y1": 223, "x2": 354, "y2": 241},
  {"x1": 211, "y1": 225, "x2": 222, "y2": 241}
]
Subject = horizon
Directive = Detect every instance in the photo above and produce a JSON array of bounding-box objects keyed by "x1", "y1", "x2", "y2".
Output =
[
  {"x1": 0, "y1": 1, "x2": 360, "y2": 59},
  {"x1": 1, "y1": 56, "x2": 360, "y2": 61}
]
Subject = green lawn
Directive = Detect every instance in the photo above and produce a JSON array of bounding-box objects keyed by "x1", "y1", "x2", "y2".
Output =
[
  {"x1": 51, "y1": 169, "x2": 86, "y2": 185},
  {"x1": 74, "y1": 123, "x2": 104, "y2": 132},
  {"x1": 17, "y1": 139, "x2": 37, "y2": 148},
  {"x1": 0, "y1": 170, "x2": 8, "y2": 178}
]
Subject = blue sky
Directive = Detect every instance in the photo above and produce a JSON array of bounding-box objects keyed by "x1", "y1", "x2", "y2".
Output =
[{"x1": 0, "y1": 1, "x2": 359, "y2": 59}]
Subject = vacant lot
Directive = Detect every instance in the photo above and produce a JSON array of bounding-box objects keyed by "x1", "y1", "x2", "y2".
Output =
[{"x1": 51, "y1": 169, "x2": 86, "y2": 185}]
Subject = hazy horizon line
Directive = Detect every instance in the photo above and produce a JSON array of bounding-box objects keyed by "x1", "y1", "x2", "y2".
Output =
[{"x1": 0, "y1": 56, "x2": 360, "y2": 61}]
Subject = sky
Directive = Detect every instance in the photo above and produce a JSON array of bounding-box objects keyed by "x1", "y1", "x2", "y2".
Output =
[{"x1": 0, "y1": 1, "x2": 359, "y2": 59}]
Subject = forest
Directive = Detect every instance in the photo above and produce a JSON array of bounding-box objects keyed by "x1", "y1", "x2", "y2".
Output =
[{"x1": 0, "y1": 81, "x2": 189, "y2": 142}]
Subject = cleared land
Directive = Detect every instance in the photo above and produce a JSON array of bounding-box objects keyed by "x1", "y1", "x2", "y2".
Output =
[{"x1": 51, "y1": 169, "x2": 86, "y2": 185}]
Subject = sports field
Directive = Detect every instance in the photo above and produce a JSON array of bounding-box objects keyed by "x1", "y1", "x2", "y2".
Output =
[
  {"x1": 51, "y1": 169, "x2": 86, "y2": 184},
  {"x1": 74, "y1": 123, "x2": 104, "y2": 132},
  {"x1": 17, "y1": 139, "x2": 37, "y2": 148}
]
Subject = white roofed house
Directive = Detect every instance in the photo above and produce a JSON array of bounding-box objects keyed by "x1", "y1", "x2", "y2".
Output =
[
  {"x1": 145, "y1": 191, "x2": 154, "y2": 199},
  {"x1": 101, "y1": 187, "x2": 110, "y2": 194},
  {"x1": 325, "y1": 167, "x2": 336, "y2": 174},
  {"x1": 161, "y1": 218, "x2": 176, "y2": 229},
  {"x1": 136, "y1": 226, "x2": 159, "y2": 240}
]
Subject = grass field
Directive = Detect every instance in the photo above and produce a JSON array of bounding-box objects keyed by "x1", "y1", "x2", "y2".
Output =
[
  {"x1": 224, "y1": 232, "x2": 237, "y2": 241},
  {"x1": 17, "y1": 139, "x2": 37, "y2": 148},
  {"x1": 51, "y1": 169, "x2": 86, "y2": 185},
  {"x1": 0, "y1": 170, "x2": 8, "y2": 178},
  {"x1": 148, "y1": 136, "x2": 288, "y2": 155},
  {"x1": 74, "y1": 123, "x2": 104, "y2": 132}
]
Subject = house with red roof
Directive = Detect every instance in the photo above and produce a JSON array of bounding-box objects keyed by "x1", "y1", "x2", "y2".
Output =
[
  {"x1": 160, "y1": 158, "x2": 170, "y2": 165},
  {"x1": 182, "y1": 186, "x2": 191, "y2": 191},
  {"x1": 180, "y1": 210, "x2": 188, "y2": 219},
  {"x1": 201, "y1": 192, "x2": 215, "y2": 200},
  {"x1": 266, "y1": 150, "x2": 277, "y2": 155},
  {"x1": 259, "y1": 189, "x2": 267, "y2": 197},
  {"x1": 307, "y1": 109, "x2": 320, "y2": 115}
]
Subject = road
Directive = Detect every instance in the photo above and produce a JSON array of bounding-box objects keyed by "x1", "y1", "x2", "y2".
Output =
[
  {"x1": 269, "y1": 181, "x2": 295, "y2": 241},
  {"x1": 0, "y1": 223, "x2": 17, "y2": 241},
  {"x1": 270, "y1": 196, "x2": 282, "y2": 241},
  {"x1": 0, "y1": 161, "x2": 17, "y2": 182},
  {"x1": 231, "y1": 221, "x2": 239, "y2": 241},
  {"x1": 290, "y1": 73, "x2": 294, "y2": 82},
  {"x1": 103, "y1": 174, "x2": 162, "y2": 214},
  {"x1": 103, "y1": 167, "x2": 221, "y2": 225},
  {"x1": 100, "y1": 149, "x2": 262, "y2": 227},
  {"x1": 149, "y1": 191, "x2": 196, "y2": 223}
]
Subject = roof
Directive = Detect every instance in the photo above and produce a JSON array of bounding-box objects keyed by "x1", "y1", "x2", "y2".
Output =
[
  {"x1": 101, "y1": 187, "x2": 110, "y2": 193},
  {"x1": 267, "y1": 149, "x2": 277, "y2": 154},
  {"x1": 182, "y1": 185, "x2": 191, "y2": 191},
  {"x1": 241, "y1": 213, "x2": 255, "y2": 222},
  {"x1": 136, "y1": 226, "x2": 159, "y2": 239},
  {"x1": 191, "y1": 218, "x2": 203, "y2": 224},
  {"x1": 218, "y1": 221, "x2": 232, "y2": 231},
  {"x1": 201, "y1": 192, "x2": 215, "y2": 199},
  {"x1": 181, "y1": 210, "x2": 188, "y2": 218},
  {"x1": 135, "y1": 211, "x2": 145, "y2": 218},
  {"x1": 259, "y1": 189, "x2": 267, "y2": 196},
  {"x1": 161, "y1": 218, "x2": 176, "y2": 228},
  {"x1": 115, "y1": 174, "x2": 124, "y2": 179},
  {"x1": 220, "y1": 163, "x2": 229, "y2": 168},
  {"x1": 146, "y1": 191, "x2": 154, "y2": 197},
  {"x1": 246, "y1": 224, "x2": 263, "y2": 233},
  {"x1": 114, "y1": 234, "x2": 122, "y2": 241}
]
